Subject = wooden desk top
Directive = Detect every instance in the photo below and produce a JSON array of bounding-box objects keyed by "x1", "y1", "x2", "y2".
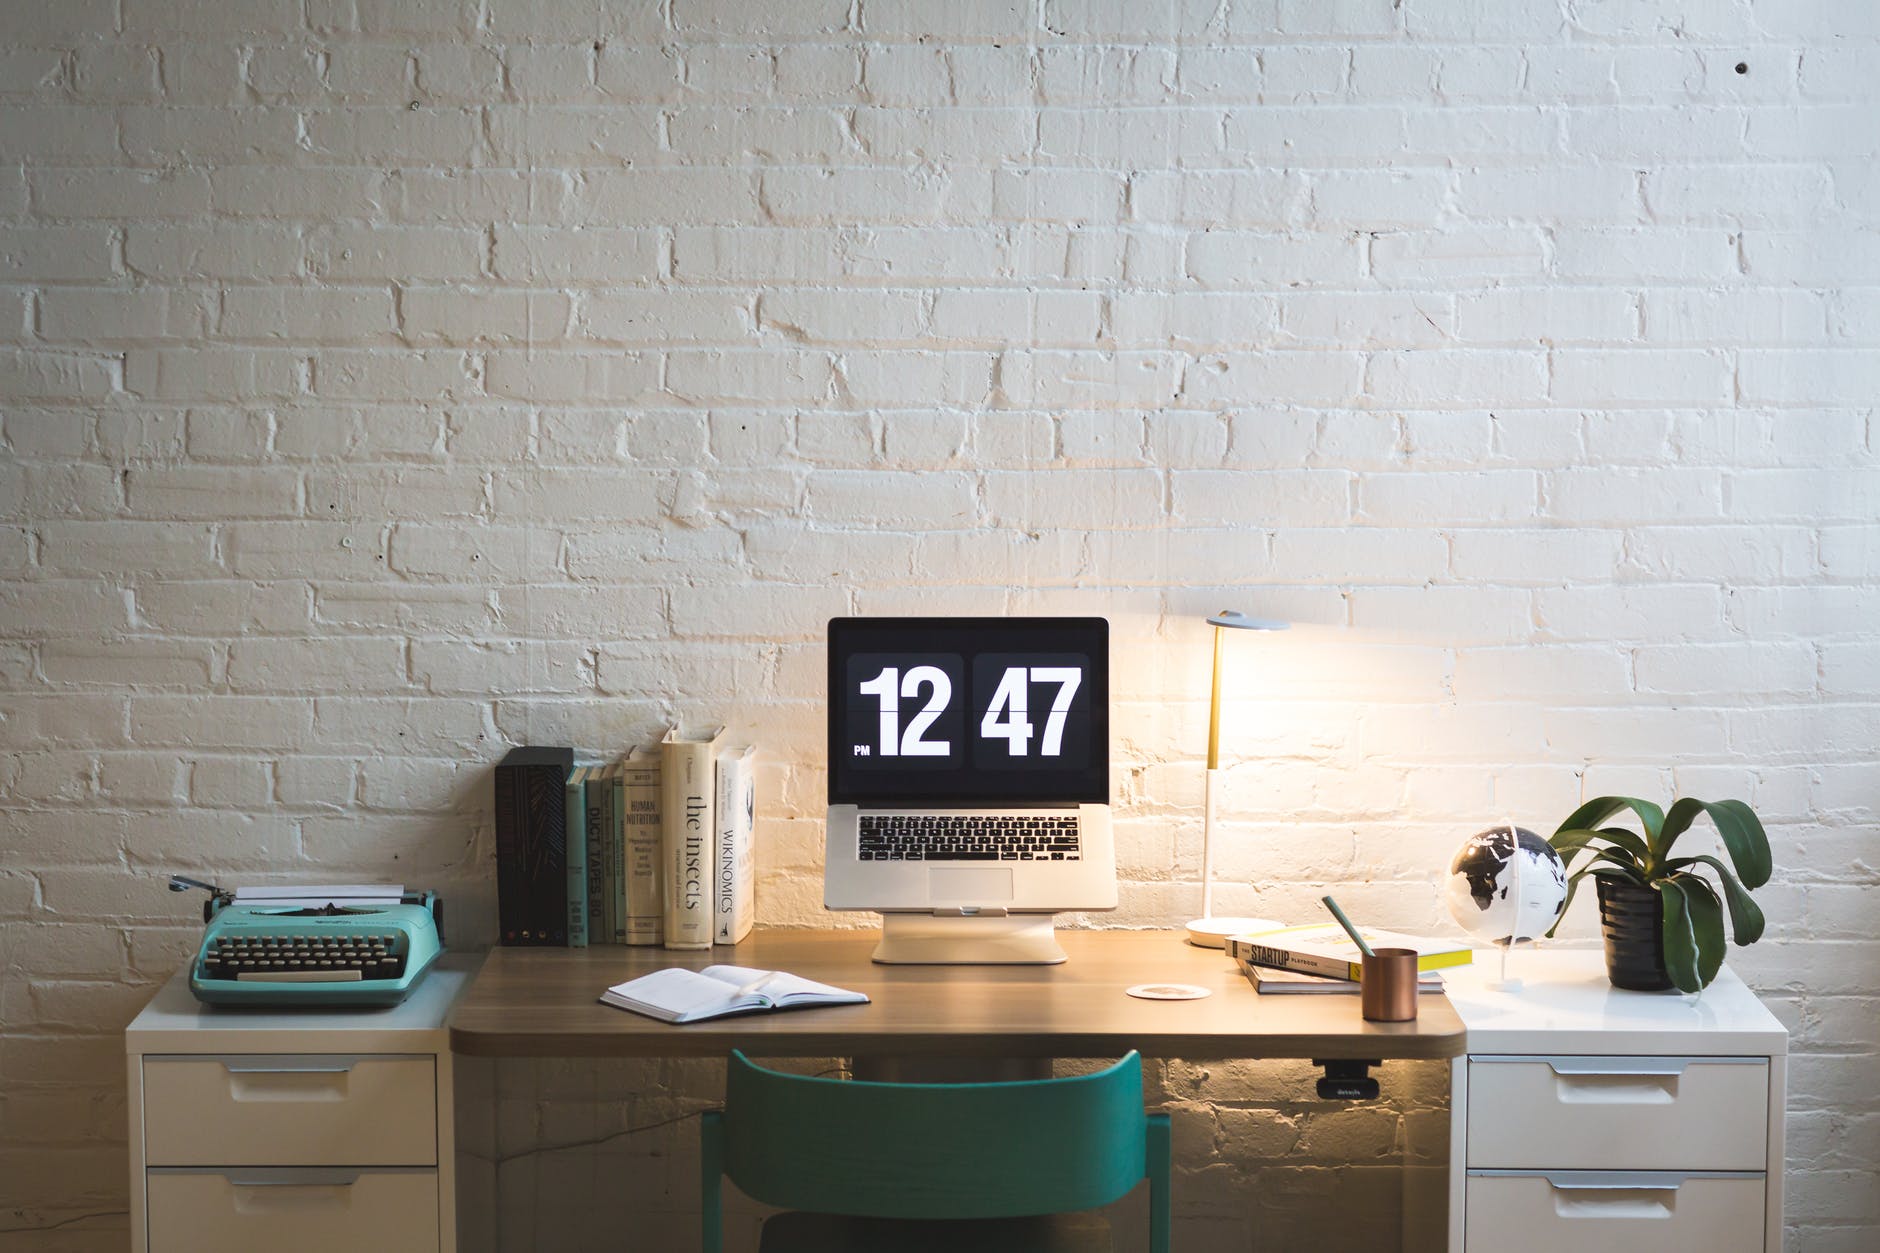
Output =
[{"x1": 449, "y1": 929, "x2": 1467, "y2": 1061}]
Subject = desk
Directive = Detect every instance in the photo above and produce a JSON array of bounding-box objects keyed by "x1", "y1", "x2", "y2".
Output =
[{"x1": 448, "y1": 928, "x2": 1467, "y2": 1061}]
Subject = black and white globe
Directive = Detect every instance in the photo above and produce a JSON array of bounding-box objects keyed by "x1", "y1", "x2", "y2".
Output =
[{"x1": 1444, "y1": 826, "x2": 1569, "y2": 946}]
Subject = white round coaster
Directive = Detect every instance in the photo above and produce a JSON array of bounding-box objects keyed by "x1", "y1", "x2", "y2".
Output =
[{"x1": 1125, "y1": 982, "x2": 1213, "y2": 1001}]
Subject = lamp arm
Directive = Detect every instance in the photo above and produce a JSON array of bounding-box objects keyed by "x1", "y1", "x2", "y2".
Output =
[
  {"x1": 1206, "y1": 624, "x2": 1224, "y2": 772},
  {"x1": 1201, "y1": 624, "x2": 1226, "y2": 918}
]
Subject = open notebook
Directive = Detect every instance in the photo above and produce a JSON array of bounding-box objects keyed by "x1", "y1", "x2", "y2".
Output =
[{"x1": 599, "y1": 964, "x2": 869, "y2": 1024}]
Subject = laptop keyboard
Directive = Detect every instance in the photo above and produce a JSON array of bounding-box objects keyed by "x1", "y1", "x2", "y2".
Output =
[{"x1": 858, "y1": 815, "x2": 1081, "y2": 861}]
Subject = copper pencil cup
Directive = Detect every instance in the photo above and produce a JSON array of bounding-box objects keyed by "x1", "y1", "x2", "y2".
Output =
[{"x1": 1360, "y1": 948, "x2": 1420, "y2": 1022}]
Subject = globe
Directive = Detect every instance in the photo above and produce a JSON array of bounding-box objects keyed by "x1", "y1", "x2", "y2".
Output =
[{"x1": 1445, "y1": 825, "x2": 1569, "y2": 946}]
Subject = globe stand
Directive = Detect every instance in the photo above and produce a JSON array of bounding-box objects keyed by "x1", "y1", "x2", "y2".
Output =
[
  {"x1": 1490, "y1": 939, "x2": 1523, "y2": 993},
  {"x1": 1445, "y1": 822, "x2": 1569, "y2": 996}
]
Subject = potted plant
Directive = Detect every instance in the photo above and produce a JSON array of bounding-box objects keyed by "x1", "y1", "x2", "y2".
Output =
[{"x1": 1546, "y1": 796, "x2": 1771, "y2": 993}]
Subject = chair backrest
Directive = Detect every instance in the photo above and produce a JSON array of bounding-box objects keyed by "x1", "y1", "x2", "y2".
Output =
[{"x1": 718, "y1": 1049, "x2": 1148, "y2": 1220}]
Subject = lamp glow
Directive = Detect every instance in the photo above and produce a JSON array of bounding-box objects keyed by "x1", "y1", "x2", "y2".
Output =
[{"x1": 1185, "y1": 609, "x2": 1289, "y2": 948}]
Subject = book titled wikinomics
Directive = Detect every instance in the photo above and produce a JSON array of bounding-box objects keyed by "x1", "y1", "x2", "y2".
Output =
[
  {"x1": 1227, "y1": 924, "x2": 1473, "y2": 982},
  {"x1": 599, "y1": 965, "x2": 868, "y2": 1024}
]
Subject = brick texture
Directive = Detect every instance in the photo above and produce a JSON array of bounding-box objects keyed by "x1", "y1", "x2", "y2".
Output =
[{"x1": 1, "y1": 2, "x2": 1876, "y2": 1251}]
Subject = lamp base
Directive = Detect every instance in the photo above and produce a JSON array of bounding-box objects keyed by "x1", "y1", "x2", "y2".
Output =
[{"x1": 1184, "y1": 916, "x2": 1285, "y2": 949}]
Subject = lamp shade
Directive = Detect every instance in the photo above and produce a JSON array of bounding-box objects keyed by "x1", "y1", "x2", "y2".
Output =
[{"x1": 1207, "y1": 609, "x2": 1289, "y2": 631}]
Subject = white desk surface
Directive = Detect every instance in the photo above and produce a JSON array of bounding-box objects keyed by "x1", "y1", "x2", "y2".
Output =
[
  {"x1": 125, "y1": 954, "x2": 476, "y2": 1054},
  {"x1": 1443, "y1": 948, "x2": 1787, "y2": 1055}
]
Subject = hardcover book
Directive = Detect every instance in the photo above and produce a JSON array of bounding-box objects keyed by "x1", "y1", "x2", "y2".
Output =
[
  {"x1": 660, "y1": 727, "x2": 723, "y2": 951},
  {"x1": 494, "y1": 745, "x2": 574, "y2": 946},
  {"x1": 622, "y1": 748, "x2": 662, "y2": 945},
  {"x1": 565, "y1": 765, "x2": 589, "y2": 948},
  {"x1": 587, "y1": 762, "x2": 610, "y2": 946}
]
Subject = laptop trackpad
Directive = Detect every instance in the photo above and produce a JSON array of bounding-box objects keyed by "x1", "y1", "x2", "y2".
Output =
[{"x1": 928, "y1": 867, "x2": 1014, "y2": 903}]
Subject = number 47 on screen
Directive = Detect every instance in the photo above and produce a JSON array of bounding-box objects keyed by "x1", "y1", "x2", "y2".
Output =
[{"x1": 858, "y1": 666, "x2": 1081, "y2": 758}]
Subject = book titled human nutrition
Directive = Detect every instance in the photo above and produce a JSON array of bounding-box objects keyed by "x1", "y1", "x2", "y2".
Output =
[
  {"x1": 622, "y1": 747, "x2": 662, "y2": 946},
  {"x1": 598, "y1": 964, "x2": 868, "y2": 1024},
  {"x1": 1227, "y1": 924, "x2": 1473, "y2": 982},
  {"x1": 1247, "y1": 965, "x2": 1446, "y2": 995},
  {"x1": 713, "y1": 744, "x2": 756, "y2": 946},
  {"x1": 660, "y1": 726, "x2": 723, "y2": 951}
]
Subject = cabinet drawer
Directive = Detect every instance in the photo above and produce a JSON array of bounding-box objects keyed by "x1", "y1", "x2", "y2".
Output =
[
  {"x1": 143, "y1": 1055, "x2": 436, "y2": 1167},
  {"x1": 1465, "y1": 1171, "x2": 1763, "y2": 1253},
  {"x1": 1466, "y1": 1055, "x2": 1767, "y2": 1170},
  {"x1": 147, "y1": 1168, "x2": 438, "y2": 1253}
]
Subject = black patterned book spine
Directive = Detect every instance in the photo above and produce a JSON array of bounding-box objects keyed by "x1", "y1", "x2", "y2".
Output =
[{"x1": 494, "y1": 746, "x2": 574, "y2": 946}]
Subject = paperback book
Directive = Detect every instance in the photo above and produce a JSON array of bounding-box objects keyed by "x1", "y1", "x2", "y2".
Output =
[
  {"x1": 714, "y1": 744, "x2": 756, "y2": 946},
  {"x1": 1247, "y1": 965, "x2": 1446, "y2": 994},
  {"x1": 1227, "y1": 924, "x2": 1473, "y2": 982}
]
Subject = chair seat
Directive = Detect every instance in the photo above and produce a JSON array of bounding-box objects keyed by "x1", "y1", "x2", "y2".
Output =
[{"x1": 758, "y1": 1211, "x2": 1114, "y2": 1253}]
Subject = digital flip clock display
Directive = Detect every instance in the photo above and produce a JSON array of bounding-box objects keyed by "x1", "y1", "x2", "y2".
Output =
[{"x1": 844, "y1": 652, "x2": 1094, "y2": 773}]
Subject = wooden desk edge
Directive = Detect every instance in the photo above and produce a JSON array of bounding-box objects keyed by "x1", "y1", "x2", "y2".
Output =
[
  {"x1": 447, "y1": 1022, "x2": 1468, "y2": 1061},
  {"x1": 446, "y1": 930, "x2": 1469, "y2": 1061}
]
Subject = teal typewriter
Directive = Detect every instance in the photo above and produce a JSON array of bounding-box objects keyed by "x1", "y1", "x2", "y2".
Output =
[{"x1": 171, "y1": 877, "x2": 444, "y2": 1008}]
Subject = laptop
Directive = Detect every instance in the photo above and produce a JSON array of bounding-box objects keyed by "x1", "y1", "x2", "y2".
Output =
[{"x1": 824, "y1": 617, "x2": 1117, "y2": 961}]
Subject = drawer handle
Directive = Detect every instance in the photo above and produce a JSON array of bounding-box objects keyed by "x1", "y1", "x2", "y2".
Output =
[
  {"x1": 225, "y1": 1067, "x2": 351, "y2": 1103},
  {"x1": 227, "y1": 1170, "x2": 362, "y2": 1188},
  {"x1": 1548, "y1": 1176, "x2": 1682, "y2": 1192},
  {"x1": 1552, "y1": 1071, "x2": 1678, "y2": 1105},
  {"x1": 226, "y1": 1170, "x2": 360, "y2": 1215},
  {"x1": 221, "y1": 1059, "x2": 360, "y2": 1074},
  {"x1": 1545, "y1": 1059, "x2": 1690, "y2": 1077}
]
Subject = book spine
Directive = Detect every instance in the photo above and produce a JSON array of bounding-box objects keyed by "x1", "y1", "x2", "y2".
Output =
[
  {"x1": 494, "y1": 762, "x2": 568, "y2": 946},
  {"x1": 584, "y1": 772, "x2": 609, "y2": 947},
  {"x1": 612, "y1": 767, "x2": 629, "y2": 943},
  {"x1": 586, "y1": 769, "x2": 607, "y2": 945},
  {"x1": 661, "y1": 738, "x2": 714, "y2": 950},
  {"x1": 597, "y1": 766, "x2": 616, "y2": 944},
  {"x1": 565, "y1": 770, "x2": 587, "y2": 947},
  {"x1": 714, "y1": 747, "x2": 755, "y2": 945},
  {"x1": 623, "y1": 758, "x2": 662, "y2": 945}
]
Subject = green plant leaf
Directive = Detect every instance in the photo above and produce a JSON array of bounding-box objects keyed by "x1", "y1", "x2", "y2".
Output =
[
  {"x1": 1550, "y1": 825, "x2": 1652, "y2": 875},
  {"x1": 1658, "y1": 798, "x2": 1772, "y2": 888},
  {"x1": 1585, "y1": 848, "x2": 1651, "y2": 880},
  {"x1": 1663, "y1": 854, "x2": 1766, "y2": 945},
  {"x1": 1656, "y1": 878, "x2": 1703, "y2": 994},
  {"x1": 1672, "y1": 872, "x2": 1727, "y2": 988},
  {"x1": 1554, "y1": 796, "x2": 1665, "y2": 844},
  {"x1": 1543, "y1": 863, "x2": 1647, "y2": 939}
]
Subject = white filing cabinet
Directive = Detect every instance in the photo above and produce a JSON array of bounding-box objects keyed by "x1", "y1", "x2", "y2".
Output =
[
  {"x1": 125, "y1": 958, "x2": 472, "y2": 1253},
  {"x1": 1444, "y1": 951, "x2": 1787, "y2": 1253}
]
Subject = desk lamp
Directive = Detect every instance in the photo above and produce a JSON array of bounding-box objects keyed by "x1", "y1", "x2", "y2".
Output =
[{"x1": 1184, "y1": 608, "x2": 1289, "y2": 948}]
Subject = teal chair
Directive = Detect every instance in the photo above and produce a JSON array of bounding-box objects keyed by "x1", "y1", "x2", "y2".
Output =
[{"x1": 700, "y1": 1050, "x2": 1170, "y2": 1253}]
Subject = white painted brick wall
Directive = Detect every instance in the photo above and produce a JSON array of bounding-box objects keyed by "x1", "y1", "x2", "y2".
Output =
[{"x1": 1, "y1": 1, "x2": 1876, "y2": 1250}]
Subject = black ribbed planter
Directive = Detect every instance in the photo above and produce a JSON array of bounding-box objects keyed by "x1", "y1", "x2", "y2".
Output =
[{"x1": 1597, "y1": 876, "x2": 1673, "y2": 991}]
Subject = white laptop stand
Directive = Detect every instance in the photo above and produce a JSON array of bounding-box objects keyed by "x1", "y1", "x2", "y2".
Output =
[{"x1": 872, "y1": 912, "x2": 1068, "y2": 964}]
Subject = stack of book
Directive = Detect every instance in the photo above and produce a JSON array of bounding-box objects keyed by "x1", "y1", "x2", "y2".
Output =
[{"x1": 493, "y1": 728, "x2": 756, "y2": 950}]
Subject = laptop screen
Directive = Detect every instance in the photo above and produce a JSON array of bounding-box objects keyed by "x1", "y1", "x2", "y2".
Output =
[{"x1": 827, "y1": 617, "x2": 1109, "y2": 806}]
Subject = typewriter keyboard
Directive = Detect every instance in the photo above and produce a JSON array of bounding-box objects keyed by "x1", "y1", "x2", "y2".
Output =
[
  {"x1": 201, "y1": 934, "x2": 406, "y2": 983},
  {"x1": 858, "y1": 814, "x2": 1081, "y2": 861}
]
